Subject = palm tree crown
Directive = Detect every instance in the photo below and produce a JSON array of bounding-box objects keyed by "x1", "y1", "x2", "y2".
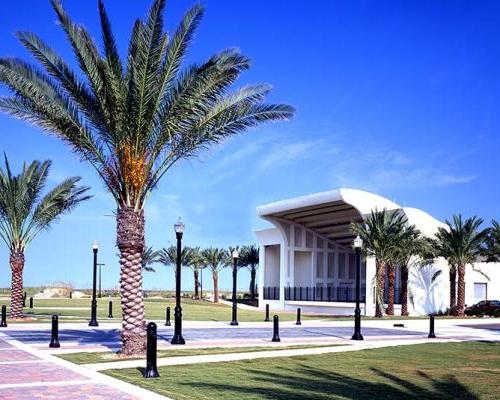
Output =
[
  {"x1": 0, "y1": 155, "x2": 90, "y2": 252},
  {"x1": 0, "y1": 0, "x2": 294, "y2": 211},
  {"x1": 483, "y1": 220, "x2": 500, "y2": 263}
]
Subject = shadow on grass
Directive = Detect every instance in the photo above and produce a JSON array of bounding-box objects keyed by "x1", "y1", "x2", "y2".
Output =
[{"x1": 186, "y1": 364, "x2": 479, "y2": 400}]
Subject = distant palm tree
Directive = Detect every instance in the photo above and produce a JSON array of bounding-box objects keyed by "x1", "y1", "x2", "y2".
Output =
[
  {"x1": 435, "y1": 215, "x2": 488, "y2": 316},
  {"x1": 483, "y1": 220, "x2": 500, "y2": 263},
  {"x1": 352, "y1": 209, "x2": 407, "y2": 317},
  {"x1": 158, "y1": 245, "x2": 192, "y2": 279},
  {"x1": 0, "y1": 0, "x2": 294, "y2": 354},
  {"x1": 186, "y1": 247, "x2": 203, "y2": 299},
  {"x1": 141, "y1": 246, "x2": 160, "y2": 272},
  {"x1": 240, "y1": 244, "x2": 259, "y2": 299},
  {"x1": 202, "y1": 247, "x2": 228, "y2": 303},
  {"x1": 0, "y1": 156, "x2": 89, "y2": 318}
]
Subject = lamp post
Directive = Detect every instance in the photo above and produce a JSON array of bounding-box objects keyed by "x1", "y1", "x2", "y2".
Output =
[
  {"x1": 230, "y1": 249, "x2": 239, "y2": 326},
  {"x1": 97, "y1": 263, "x2": 105, "y2": 298},
  {"x1": 351, "y1": 235, "x2": 363, "y2": 340},
  {"x1": 89, "y1": 240, "x2": 99, "y2": 327},
  {"x1": 171, "y1": 218, "x2": 185, "y2": 345}
]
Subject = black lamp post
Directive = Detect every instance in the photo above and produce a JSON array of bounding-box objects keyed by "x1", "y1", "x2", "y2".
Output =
[
  {"x1": 351, "y1": 235, "x2": 363, "y2": 340},
  {"x1": 89, "y1": 240, "x2": 99, "y2": 327},
  {"x1": 97, "y1": 263, "x2": 105, "y2": 298},
  {"x1": 171, "y1": 218, "x2": 185, "y2": 345},
  {"x1": 230, "y1": 249, "x2": 239, "y2": 326}
]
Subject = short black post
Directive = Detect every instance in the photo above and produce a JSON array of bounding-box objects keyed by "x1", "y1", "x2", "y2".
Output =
[
  {"x1": 23, "y1": 292, "x2": 26, "y2": 307},
  {"x1": 69, "y1": 291, "x2": 72, "y2": 299},
  {"x1": 143, "y1": 322, "x2": 160, "y2": 378},
  {"x1": 264, "y1": 304, "x2": 270, "y2": 322},
  {"x1": 296, "y1": 308, "x2": 302, "y2": 325},
  {"x1": 165, "y1": 306, "x2": 171, "y2": 326},
  {"x1": 272, "y1": 315, "x2": 280, "y2": 342},
  {"x1": 107, "y1": 301, "x2": 113, "y2": 319},
  {"x1": 49, "y1": 315, "x2": 60, "y2": 348},
  {"x1": 0, "y1": 305, "x2": 7, "y2": 327},
  {"x1": 428, "y1": 315, "x2": 436, "y2": 338},
  {"x1": 29, "y1": 297, "x2": 33, "y2": 309}
]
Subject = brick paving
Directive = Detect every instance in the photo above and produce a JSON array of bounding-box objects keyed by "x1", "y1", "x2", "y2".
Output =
[{"x1": 0, "y1": 338, "x2": 165, "y2": 400}]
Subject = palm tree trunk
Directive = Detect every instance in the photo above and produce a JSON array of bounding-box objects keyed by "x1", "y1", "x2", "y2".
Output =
[
  {"x1": 213, "y1": 271, "x2": 219, "y2": 303},
  {"x1": 375, "y1": 261, "x2": 385, "y2": 318},
  {"x1": 193, "y1": 269, "x2": 199, "y2": 299},
  {"x1": 250, "y1": 268, "x2": 256, "y2": 300},
  {"x1": 117, "y1": 207, "x2": 146, "y2": 355},
  {"x1": 386, "y1": 263, "x2": 395, "y2": 315},
  {"x1": 449, "y1": 266, "x2": 457, "y2": 315},
  {"x1": 456, "y1": 264, "x2": 466, "y2": 317},
  {"x1": 400, "y1": 265, "x2": 409, "y2": 316},
  {"x1": 9, "y1": 250, "x2": 25, "y2": 319}
]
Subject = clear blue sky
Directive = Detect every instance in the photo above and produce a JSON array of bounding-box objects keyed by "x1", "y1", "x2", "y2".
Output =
[{"x1": 0, "y1": 0, "x2": 498, "y2": 291}]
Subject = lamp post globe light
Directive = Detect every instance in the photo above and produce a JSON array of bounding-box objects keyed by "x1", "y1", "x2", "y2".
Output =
[
  {"x1": 230, "y1": 249, "x2": 239, "y2": 326},
  {"x1": 351, "y1": 235, "x2": 363, "y2": 340},
  {"x1": 89, "y1": 240, "x2": 99, "y2": 327},
  {"x1": 171, "y1": 218, "x2": 185, "y2": 345}
]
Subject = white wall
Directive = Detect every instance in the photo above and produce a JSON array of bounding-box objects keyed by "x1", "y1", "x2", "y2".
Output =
[
  {"x1": 294, "y1": 251, "x2": 312, "y2": 286},
  {"x1": 264, "y1": 245, "x2": 280, "y2": 287}
]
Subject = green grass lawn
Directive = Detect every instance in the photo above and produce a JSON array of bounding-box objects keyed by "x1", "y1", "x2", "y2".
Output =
[
  {"x1": 0, "y1": 297, "x2": 462, "y2": 323},
  {"x1": 57, "y1": 344, "x2": 342, "y2": 365},
  {"x1": 104, "y1": 342, "x2": 500, "y2": 400}
]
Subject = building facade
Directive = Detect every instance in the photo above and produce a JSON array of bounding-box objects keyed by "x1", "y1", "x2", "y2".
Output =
[{"x1": 256, "y1": 188, "x2": 499, "y2": 316}]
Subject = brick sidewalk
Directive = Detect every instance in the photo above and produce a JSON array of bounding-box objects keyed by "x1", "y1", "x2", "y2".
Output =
[{"x1": 0, "y1": 337, "x2": 167, "y2": 400}]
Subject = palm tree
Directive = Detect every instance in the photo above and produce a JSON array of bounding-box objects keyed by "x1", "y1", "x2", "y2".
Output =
[
  {"x1": 201, "y1": 247, "x2": 228, "y2": 303},
  {"x1": 483, "y1": 220, "x2": 500, "y2": 263},
  {"x1": 0, "y1": 155, "x2": 89, "y2": 319},
  {"x1": 239, "y1": 244, "x2": 259, "y2": 299},
  {"x1": 352, "y1": 209, "x2": 407, "y2": 317},
  {"x1": 186, "y1": 247, "x2": 203, "y2": 299},
  {"x1": 158, "y1": 245, "x2": 192, "y2": 279},
  {"x1": 391, "y1": 228, "x2": 432, "y2": 316},
  {"x1": 0, "y1": 0, "x2": 294, "y2": 354},
  {"x1": 141, "y1": 246, "x2": 160, "y2": 272},
  {"x1": 435, "y1": 215, "x2": 488, "y2": 316}
]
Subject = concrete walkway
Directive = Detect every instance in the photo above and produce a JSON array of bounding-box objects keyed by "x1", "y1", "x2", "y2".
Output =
[
  {"x1": 0, "y1": 333, "x2": 169, "y2": 400},
  {"x1": 85, "y1": 337, "x2": 458, "y2": 371}
]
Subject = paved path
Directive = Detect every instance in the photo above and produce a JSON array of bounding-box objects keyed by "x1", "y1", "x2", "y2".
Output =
[{"x1": 0, "y1": 334, "x2": 169, "y2": 400}]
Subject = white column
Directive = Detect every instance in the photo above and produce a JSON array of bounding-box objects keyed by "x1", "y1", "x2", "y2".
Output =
[
  {"x1": 364, "y1": 256, "x2": 376, "y2": 316},
  {"x1": 279, "y1": 244, "x2": 287, "y2": 308}
]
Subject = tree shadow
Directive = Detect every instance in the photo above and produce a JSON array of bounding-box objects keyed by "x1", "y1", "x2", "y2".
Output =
[{"x1": 186, "y1": 363, "x2": 479, "y2": 400}]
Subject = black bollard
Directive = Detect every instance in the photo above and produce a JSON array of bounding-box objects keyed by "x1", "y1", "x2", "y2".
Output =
[
  {"x1": 264, "y1": 304, "x2": 270, "y2": 322},
  {"x1": 49, "y1": 315, "x2": 60, "y2": 348},
  {"x1": 0, "y1": 305, "x2": 7, "y2": 327},
  {"x1": 69, "y1": 291, "x2": 72, "y2": 299},
  {"x1": 29, "y1": 297, "x2": 33, "y2": 309},
  {"x1": 296, "y1": 308, "x2": 302, "y2": 326},
  {"x1": 23, "y1": 292, "x2": 26, "y2": 307},
  {"x1": 107, "y1": 301, "x2": 113, "y2": 319},
  {"x1": 165, "y1": 306, "x2": 171, "y2": 327},
  {"x1": 143, "y1": 322, "x2": 160, "y2": 378},
  {"x1": 272, "y1": 315, "x2": 280, "y2": 342},
  {"x1": 428, "y1": 315, "x2": 436, "y2": 338}
]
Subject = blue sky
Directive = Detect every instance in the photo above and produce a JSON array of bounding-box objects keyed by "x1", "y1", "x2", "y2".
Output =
[{"x1": 0, "y1": 0, "x2": 499, "y2": 291}]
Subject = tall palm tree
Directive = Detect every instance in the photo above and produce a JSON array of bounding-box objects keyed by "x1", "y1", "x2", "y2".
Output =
[
  {"x1": 141, "y1": 246, "x2": 160, "y2": 272},
  {"x1": 240, "y1": 244, "x2": 259, "y2": 299},
  {"x1": 483, "y1": 220, "x2": 500, "y2": 263},
  {"x1": 435, "y1": 215, "x2": 488, "y2": 317},
  {"x1": 0, "y1": 0, "x2": 294, "y2": 354},
  {"x1": 201, "y1": 247, "x2": 228, "y2": 303},
  {"x1": 352, "y1": 209, "x2": 407, "y2": 317},
  {"x1": 0, "y1": 155, "x2": 89, "y2": 319}
]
